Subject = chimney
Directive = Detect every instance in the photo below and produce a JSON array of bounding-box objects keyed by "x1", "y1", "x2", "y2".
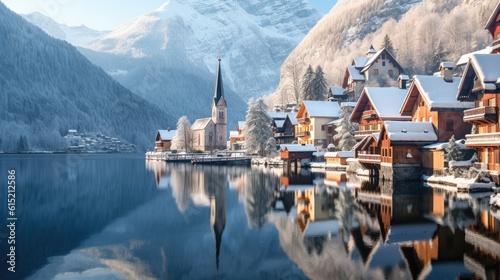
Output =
[
  {"x1": 439, "y1": 62, "x2": 455, "y2": 83},
  {"x1": 398, "y1": 75, "x2": 410, "y2": 89}
]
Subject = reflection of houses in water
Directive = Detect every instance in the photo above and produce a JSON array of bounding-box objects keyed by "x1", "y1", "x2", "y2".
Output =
[{"x1": 146, "y1": 160, "x2": 172, "y2": 189}]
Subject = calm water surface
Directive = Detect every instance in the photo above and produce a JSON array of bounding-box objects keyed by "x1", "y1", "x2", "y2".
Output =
[{"x1": 0, "y1": 154, "x2": 499, "y2": 280}]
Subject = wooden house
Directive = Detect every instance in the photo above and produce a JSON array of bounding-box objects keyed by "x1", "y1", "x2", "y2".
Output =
[
  {"x1": 350, "y1": 87, "x2": 411, "y2": 141},
  {"x1": 457, "y1": 54, "x2": 500, "y2": 183},
  {"x1": 155, "y1": 129, "x2": 176, "y2": 152},
  {"x1": 295, "y1": 101, "x2": 341, "y2": 148},
  {"x1": 357, "y1": 121, "x2": 438, "y2": 181},
  {"x1": 269, "y1": 112, "x2": 296, "y2": 145},
  {"x1": 400, "y1": 64, "x2": 474, "y2": 142},
  {"x1": 325, "y1": 151, "x2": 354, "y2": 171},
  {"x1": 280, "y1": 144, "x2": 316, "y2": 173},
  {"x1": 486, "y1": 1, "x2": 500, "y2": 53},
  {"x1": 342, "y1": 46, "x2": 405, "y2": 101}
]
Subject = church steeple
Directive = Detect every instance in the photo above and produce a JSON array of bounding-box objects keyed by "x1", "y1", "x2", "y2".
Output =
[{"x1": 213, "y1": 57, "x2": 225, "y2": 106}]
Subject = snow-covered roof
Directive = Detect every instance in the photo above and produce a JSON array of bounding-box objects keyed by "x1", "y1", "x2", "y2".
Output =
[
  {"x1": 191, "y1": 118, "x2": 213, "y2": 130},
  {"x1": 326, "y1": 119, "x2": 342, "y2": 125},
  {"x1": 363, "y1": 87, "x2": 411, "y2": 119},
  {"x1": 423, "y1": 139, "x2": 466, "y2": 150},
  {"x1": 347, "y1": 66, "x2": 365, "y2": 81},
  {"x1": 341, "y1": 102, "x2": 357, "y2": 108},
  {"x1": 456, "y1": 47, "x2": 492, "y2": 66},
  {"x1": 439, "y1": 62, "x2": 455, "y2": 69},
  {"x1": 361, "y1": 48, "x2": 403, "y2": 73},
  {"x1": 384, "y1": 121, "x2": 437, "y2": 142},
  {"x1": 303, "y1": 220, "x2": 340, "y2": 237},
  {"x1": 280, "y1": 144, "x2": 316, "y2": 152},
  {"x1": 398, "y1": 74, "x2": 409, "y2": 81},
  {"x1": 469, "y1": 54, "x2": 500, "y2": 83},
  {"x1": 485, "y1": 1, "x2": 500, "y2": 31},
  {"x1": 410, "y1": 76, "x2": 474, "y2": 109},
  {"x1": 329, "y1": 86, "x2": 345, "y2": 96},
  {"x1": 354, "y1": 57, "x2": 369, "y2": 68},
  {"x1": 157, "y1": 129, "x2": 176, "y2": 141},
  {"x1": 274, "y1": 120, "x2": 285, "y2": 128},
  {"x1": 286, "y1": 113, "x2": 298, "y2": 125},
  {"x1": 385, "y1": 223, "x2": 437, "y2": 244},
  {"x1": 324, "y1": 151, "x2": 355, "y2": 158},
  {"x1": 229, "y1": 131, "x2": 238, "y2": 137},
  {"x1": 302, "y1": 101, "x2": 341, "y2": 118},
  {"x1": 238, "y1": 121, "x2": 246, "y2": 130},
  {"x1": 267, "y1": 112, "x2": 288, "y2": 120}
]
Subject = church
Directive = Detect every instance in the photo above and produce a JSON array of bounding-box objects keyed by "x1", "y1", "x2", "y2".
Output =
[{"x1": 191, "y1": 58, "x2": 228, "y2": 152}]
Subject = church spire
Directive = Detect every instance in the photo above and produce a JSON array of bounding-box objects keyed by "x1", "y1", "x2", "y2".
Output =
[{"x1": 213, "y1": 57, "x2": 225, "y2": 106}]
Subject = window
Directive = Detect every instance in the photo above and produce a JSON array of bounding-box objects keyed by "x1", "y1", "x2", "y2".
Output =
[
  {"x1": 489, "y1": 98, "x2": 496, "y2": 107},
  {"x1": 321, "y1": 125, "x2": 325, "y2": 131},
  {"x1": 382, "y1": 54, "x2": 386, "y2": 60},
  {"x1": 219, "y1": 111, "x2": 224, "y2": 119},
  {"x1": 209, "y1": 133, "x2": 213, "y2": 143},
  {"x1": 429, "y1": 116, "x2": 432, "y2": 123},
  {"x1": 382, "y1": 62, "x2": 386, "y2": 66},
  {"x1": 446, "y1": 119, "x2": 454, "y2": 131},
  {"x1": 388, "y1": 69, "x2": 393, "y2": 77},
  {"x1": 374, "y1": 69, "x2": 379, "y2": 75}
]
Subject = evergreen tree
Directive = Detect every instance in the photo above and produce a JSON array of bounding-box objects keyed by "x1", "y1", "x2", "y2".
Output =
[
  {"x1": 309, "y1": 66, "x2": 327, "y2": 101},
  {"x1": 445, "y1": 135, "x2": 462, "y2": 162},
  {"x1": 301, "y1": 65, "x2": 314, "y2": 101},
  {"x1": 333, "y1": 105, "x2": 357, "y2": 151},
  {"x1": 244, "y1": 99, "x2": 273, "y2": 156},
  {"x1": 381, "y1": 34, "x2": 395, "y2": 55},
  {"x1": 172, "y1": 116, "x2": 193, "y2": 152}
]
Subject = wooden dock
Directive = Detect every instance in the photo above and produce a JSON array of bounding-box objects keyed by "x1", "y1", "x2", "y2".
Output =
[{"x1": 191, "y1": 156, "x2": 251, "y2": 166}]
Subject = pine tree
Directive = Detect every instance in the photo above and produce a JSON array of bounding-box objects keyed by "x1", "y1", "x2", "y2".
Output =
[
  {"x1": 333, "y1": 105, "x2": 357, "y2": 151},
  {"x1": 381, "y1": 34, "x2": 395, "y2": 55},
  {"x1": 301, "y1": 65, "x2": 314, "y2": 101},
  {"x1": 309, "y1": 66, "x2": 327, "y2": 101},
  {"x1": 172, "y1": 116, "x2": 193, "y2": 152},
  {"x1": 445, "y1": 135, "x2": 462, "y2": 162},
  {"x1": 244, "y1": 99, "x2": 273, "y2": 156}
]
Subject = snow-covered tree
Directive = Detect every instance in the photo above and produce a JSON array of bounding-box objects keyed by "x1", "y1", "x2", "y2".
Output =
[
  {"x1": 172, "y1": 116, "x2": 193, "y2": 153},
  {"x1": 282, "y1": 56, "x2": 303, "y2": 106},
  {"x1": 244, "y1": 170, "x2": 277, "y2": 229},
  {"x1": 244, "y1": 99, "x2": 273, "y2": 156},
  {"x1": 445, "y1": 135, "x2": 463, "y2": 162},
  {"x1": 333, "y1": 105, "x2": 357, "y2": 151},
  {"x1": 301, "y1": 65, "x2": 314, "y2": 101},
  {"x1": 265, "y1": 137, "x2": 278, "y2": 158}
]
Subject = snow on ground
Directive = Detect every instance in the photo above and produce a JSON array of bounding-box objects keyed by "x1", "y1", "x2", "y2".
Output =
[
  {"x1": 424, "y1": 175, "x2": 495, "y2": 192},
  {"x1": 449, "y1": 160, "x2": 472, "y2": 168}
]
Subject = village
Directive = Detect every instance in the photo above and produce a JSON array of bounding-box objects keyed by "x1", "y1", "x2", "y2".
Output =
[{"x1": 150, "y1": 3, "x2": 500, "y2": 195}]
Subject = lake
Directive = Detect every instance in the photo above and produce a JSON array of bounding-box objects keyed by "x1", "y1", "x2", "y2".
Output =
[{"x1": 0, "y1": 154, "x2": 498, "y2": 280}]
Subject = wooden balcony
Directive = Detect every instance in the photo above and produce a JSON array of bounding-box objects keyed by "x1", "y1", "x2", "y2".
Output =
[
  {"x1": 357, "y1": 154, "x2": 381, "y2": 164},
  {"x1": 274, "y1": 132, "x2": 294, "y2": 138},
  {"x1": 354, "y1": 130, "x2": 380, "y2": 140},
  {"x1": 465, "y1": 132, "x2": 500, "y2": 147},
  {"x1": 362, "y1": 110, "x2": 378, "y2": 120},
  {"x1": 297, "y1": 117, "x2": 311, "y2": 124},
  {"x1": 463, "y1": 106, "x2": 498, "y2": 125},
  {"x1": 296, "y1": 131, "x2": 311, "y2": 138}
]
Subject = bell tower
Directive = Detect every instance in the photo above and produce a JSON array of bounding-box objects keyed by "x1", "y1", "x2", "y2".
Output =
[{"x1": 212, "y1": 57, "x2": 227, "y2": 150}]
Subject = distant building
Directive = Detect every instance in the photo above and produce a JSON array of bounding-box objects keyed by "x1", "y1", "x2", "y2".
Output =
[
  {"x1": 295, "y1": 101, "x2": 342, "y2": 148},
  {"x1": 191, "y1": 58, "x2": 227, "y2": 152},
  {"x1": 342, "y1": 46, "x2": 404, "y2": 101},
  {"x1": 155, "y1": 129, "x2": 176, "y2": 152},
  {"x1": 229, "y1": 121, "x2": 246, "y2": 150},
  {"x1": 64, "y1": 129, "x2": 85, "y2": 152},
  {"x1": 268, "y1": 112, "x2": 296, "y2": 146}
]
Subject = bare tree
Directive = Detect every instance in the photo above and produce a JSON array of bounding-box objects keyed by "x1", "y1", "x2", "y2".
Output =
[
  {"x1": 283, "y1": 56, "x2": 303, "y2": 106},
  {"x1": 172, "y1": 116, "x2": 193, "y2": 152}
]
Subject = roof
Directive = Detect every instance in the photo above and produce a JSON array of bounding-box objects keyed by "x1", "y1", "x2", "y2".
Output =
[
  {"x1": 398, "y1": 74, "x2": 410, "y2": 81},
  {"x1": 157, "y1": 129, "x2": 176, "y2": 141},
  {"x1": 354, "y1": 57, "x2": 370, "y2": 68},
  {"x1": 485, "y1": 1, "x2": 500, "y2": 33},
  {"x1": 341, "y1": 102, "x2": 357, "y2": 108},
  {"x1": 383, "y1": 121, "x2": 437, "y2": 142},
  {"x1": 385, "y1": 223, "x2": 436, "y2": 244},
  {"x1": 347, "y1": 66, "x2": 365, "y2": 81},
  {"x1": 213, "y1": 58, "x2": 225, "y2": 106},
  {"x1": 286, "y1": 113, "x2": 297, "y2": 125},
  {"x1": 457, "y1": 54, "x2": 500, "y2": 100},
  {"x1": 401, "y1": 76, "x2": 474, "y2": 112},
  {"x1": 456, "y1": 47, "x2": 493, "y2": 66},
  {"x1": 365, "y1": 87, "x2": 411, "y2": 119},
  {"x1": 326, "y1": 119, "x2": 342, "y2": 125},
  {"x1": 238, "y1": 121, "x2": 246, "y2": 130},
  {"x1": 301, "y1": 101, "x2": 342, "y2": 118},
  {"x1": 280, "y1": 144, "x2": 316, "y2": 152},
  {"x1": 423, "y1": 139, "x2": 466, "y2": 150},
  {"x1": 303, "y1": 220, "x2": 340, "y2": 237},
  {"x1": 324, "y1": 151, "x2": 355, "y2": 158},
  {"x1": 229, "y1": 131, "x2": 238, "y2": 137},
  {"x1": 191, "y1": 118, "x2": 214, "y2": 130},
  {"x1": 267, "y1": 112, "x2": 288, "y2": 120},
  {"x1": 274, "y1": 120, "x2": 285, "y2": 128},
  {"x1": 439, "y1": 62, "x2": 455, "y2": 69},
  {"x1": 366, "y1": 45, "x2": 377, "y2": 55},
  {"x1": 329, "y1": 86, "x2": 346, "y2": 96}
]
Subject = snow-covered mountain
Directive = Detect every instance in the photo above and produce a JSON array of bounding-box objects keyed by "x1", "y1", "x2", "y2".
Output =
[{"x1": 23, "y1": 12, "x2": 109, "y2": 46}]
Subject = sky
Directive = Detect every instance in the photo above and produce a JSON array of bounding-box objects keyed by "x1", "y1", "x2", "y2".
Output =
[{"x1": 2, "y1": 0, "x2": 337, "y2": 31}]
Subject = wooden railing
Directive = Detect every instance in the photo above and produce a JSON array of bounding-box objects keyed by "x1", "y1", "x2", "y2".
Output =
[
  {"x1": 296, "y1": 131, "x2": 311, "y2": 138},
  {"x1": 465, "y1": 132, "x2": 500, "y2": 146},
  {"x1": 362, "y1": 110, "x2": 377, "y2": 120},
  {"x1": 297, "y1": 117, "x2": 311, "y2": 124},
  {"x1": 274, "y1": 132, "x2": 294, "y2": 138},
  {"x1": 357, "y1": 154, "x2": 381, "y2": 163},
  {"x1": 463, "y1": 106, "x2": 498, "y2": 124},
  {"x1": 354, "y1": 130, "x2": 380, "y2": 139}
]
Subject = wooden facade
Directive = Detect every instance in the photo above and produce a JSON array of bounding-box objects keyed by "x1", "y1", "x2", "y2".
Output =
[
  {"x1": 486, "y1": 1, "x2": 500, "y2": 53},
  {"x1": 295, "y1": 101, "x2": 341, "y2": 148},
  {"x1": 457, "y1": 54, "x2": 500, "y2": 179},
  {"x1": 155, "y1": 130, "x2": 175, "y2": 152},
  {"x1": 400, "y1": 74, "x2": 473, "y2": 143}
]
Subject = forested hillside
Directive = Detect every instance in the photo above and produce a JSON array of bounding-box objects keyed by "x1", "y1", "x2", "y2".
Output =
[{"x1": 0, "y1": 3, "x2": 174, "y2": 152}]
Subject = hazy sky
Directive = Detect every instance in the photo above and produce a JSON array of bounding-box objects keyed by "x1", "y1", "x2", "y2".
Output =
[{"x1": 2, "y1": 0, "x2": 337, "y2": 30}]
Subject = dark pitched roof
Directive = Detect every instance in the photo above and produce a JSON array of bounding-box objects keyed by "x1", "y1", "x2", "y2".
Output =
[
  {"x1": 485, "y1": 1, "x2": 500, "y2": 35},
  {"x1": 213, "y1": 58, "x2": 225, "y2": 106}
]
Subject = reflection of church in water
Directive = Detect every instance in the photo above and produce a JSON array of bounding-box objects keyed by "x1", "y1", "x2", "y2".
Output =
[{"x1": 210, "y1": 174, "x2": 226, "y2": 274}]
